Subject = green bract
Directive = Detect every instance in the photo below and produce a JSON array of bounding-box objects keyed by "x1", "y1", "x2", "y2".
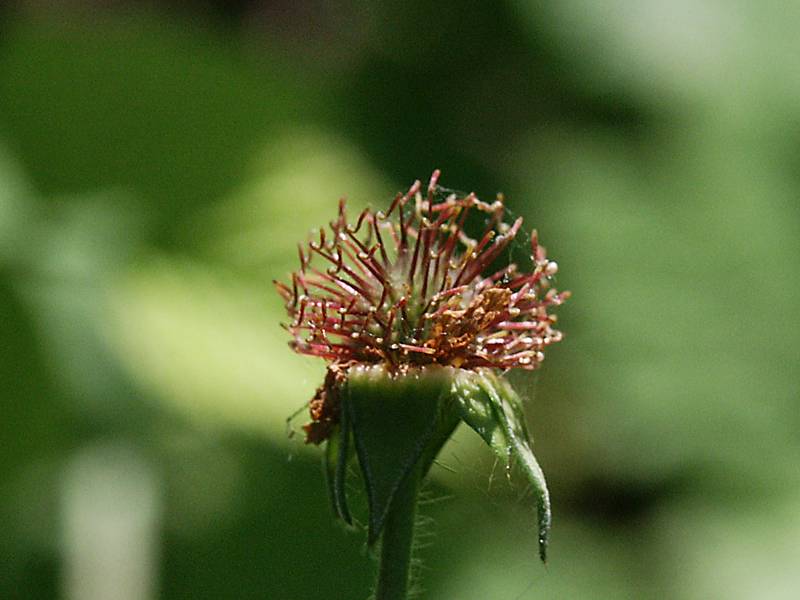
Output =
[{"x1": 325, "y1": 365, "x2": 551, "y2": 562}]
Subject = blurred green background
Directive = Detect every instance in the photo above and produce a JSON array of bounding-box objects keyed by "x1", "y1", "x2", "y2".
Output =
[{"x1": 1, "y1": 2, "x2": 798, "y2": 599}]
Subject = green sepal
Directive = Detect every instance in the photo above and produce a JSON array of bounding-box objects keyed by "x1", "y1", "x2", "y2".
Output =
[
  {"x1": 324, "y1": 404, "x2": 353, "y2": 525},
  {"x1": 453, "y1": 369, "x2": 551, "y2": 562},
  {"x1": 345, "y1": 365, "x2": 455, "y2": 545}
]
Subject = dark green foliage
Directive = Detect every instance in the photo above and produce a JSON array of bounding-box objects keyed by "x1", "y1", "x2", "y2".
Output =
[{"x1": 2, "y1": 3, "x2": 799, "y2": 599}]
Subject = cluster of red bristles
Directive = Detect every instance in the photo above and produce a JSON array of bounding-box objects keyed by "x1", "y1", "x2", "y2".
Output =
[{"x1": 275, "y1": 171, "x2": 569, "y2": 376}]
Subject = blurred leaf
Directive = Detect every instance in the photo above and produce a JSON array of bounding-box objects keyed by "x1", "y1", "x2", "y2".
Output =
[
  {"x1": 425, "y1": 504, "x2": 643, "y2": 600},
  {"x1": 0, "y1": 143, "x2": 34, "y2": 265},
  {"x1": 513, "y1": 2, "x2": 800, "y2": 138},
  {"x1": 0, "y1": 280, "x2": 67, "y2": 481},
  {"x1": 15, "y1": 193, "x2": 145, "y2": 409},
  {"x1": 104, "y1": 128, "x2": 394, "y2": 440},
  {"x1": 512, "y1": 3, "x2": 752, "y2": 105},
  {"x1": 652, "y1": 492, "x2": 800, "y2": 600},
  {"x1": 106, "y1": 258, "x2": 319, "y2": 439},
  {"x1": 196, "y1": 128, "x2": 393, "y2": 276},
  {"x1": 0, "y1": 11, "x2": 318, "y2": 246},
  {"x1": 510, "y1": 125, "x2": 800, "y2": 488}
]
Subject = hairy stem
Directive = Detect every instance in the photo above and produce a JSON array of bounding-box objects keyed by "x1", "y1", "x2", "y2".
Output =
[{"x1": 374, "y1": 469, "x2": 420, "y2": 600}]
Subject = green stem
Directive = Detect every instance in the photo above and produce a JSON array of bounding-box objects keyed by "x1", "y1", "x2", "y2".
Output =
[{"x1": 374, "y1": 469, "x2": 420, "y2": 600}]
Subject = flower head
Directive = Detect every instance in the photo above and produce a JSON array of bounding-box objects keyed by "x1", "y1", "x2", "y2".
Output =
[
  {"x1": 276, "y1": 171, "x2": 568, "y2": 570},
  {"x1": 275, "y1": 171, "x2": 568, "y2": 443},
  {"x1": 276, "y1": 171, "x2": 568, "y2": 366}
]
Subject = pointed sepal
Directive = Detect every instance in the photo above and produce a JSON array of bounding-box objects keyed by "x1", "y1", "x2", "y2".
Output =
[
  {"x1": 324, "y1": 405, "x2": 353, "y2": 525},
  {"x1": 453, "y1": 369, "x2": 551, "y2": 562},
  {"x1": 345, "y1": 365, "x2": 454, "y2": 545}
]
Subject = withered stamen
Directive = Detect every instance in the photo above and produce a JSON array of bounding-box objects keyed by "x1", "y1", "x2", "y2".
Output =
[{"x1": 275, "y1": 173, "x2": 568, "y2": 443}]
